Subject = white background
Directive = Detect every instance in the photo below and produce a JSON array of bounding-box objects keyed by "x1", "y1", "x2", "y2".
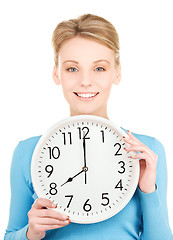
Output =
[{"x1": 0, "y1": 0, "x2": 173, "y2": 238}]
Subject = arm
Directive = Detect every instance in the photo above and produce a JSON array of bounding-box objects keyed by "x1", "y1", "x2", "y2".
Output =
[
  {"x1": 4, "y1": 138, "x2": 71, "y2": 240},
  {"x1": 4, "y1": 140, "x2": 35, "y2": 239},
  {"x1": 124, "y1": 131, "x2": 173, "y2": 239},
  {"x1": 137, "y1": 138, "x2": 173, "y2": 239}
]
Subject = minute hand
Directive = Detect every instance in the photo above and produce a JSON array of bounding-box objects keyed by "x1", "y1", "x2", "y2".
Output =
[
  {"x1": 83, "y1": 136, "x2": 87, "y2": 168},
  {"x1": 83, "y1": 132, "x2": 88, "y2": 184}
]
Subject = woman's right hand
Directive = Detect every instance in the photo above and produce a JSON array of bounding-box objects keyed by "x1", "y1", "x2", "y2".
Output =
[{"x1": 26, "y1": 198, "x2": 71, "y2": 240}]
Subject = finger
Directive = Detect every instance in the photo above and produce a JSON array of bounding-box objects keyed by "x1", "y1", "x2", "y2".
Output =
[
  {"x1": 36, "y1": 217, "x2": 71, "y2": 226},
  {"x1": 125, "y1": 145, "x2": 151, "y2": 154},
  {"x1": 33, "y1": 198, "x2": 56, "y2": 210},
  {"x1": 126, "y1": 130, "x2": 143, "y2": 145},
  {"x1": 125, "y1": 132, "x2": 158, "y2": 160},
  {"x1": 131, "y1": 152, "x2": 157, "y2": 169},
  {"x1": 39, "y1": 209, "x2": 69, "y2": 221},
  {"x1": 123, "y1": 137, "x2": 140, "y2": 146},
  {"x1": 125, "y1": 145, "x2": 156, "y2": 161},
  {"x1": 130, "y1": 152, "x2": 149, "y2": 160},
  {"x1": 35, "y1": 222, "x2": 70, "y2": 232}
]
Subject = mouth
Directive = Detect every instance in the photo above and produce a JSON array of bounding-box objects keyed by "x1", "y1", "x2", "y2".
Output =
[{"x1": 73, "y1": 92, "x2": 99, "y2": 101}]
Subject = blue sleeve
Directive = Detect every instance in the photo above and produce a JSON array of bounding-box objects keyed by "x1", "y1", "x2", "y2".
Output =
[
  {"x1": 137, "y1": 138, "x2": 173, "y2": 239},
  {"x1": 4, "y1": 141, "x2": 34, "y2": 240}
]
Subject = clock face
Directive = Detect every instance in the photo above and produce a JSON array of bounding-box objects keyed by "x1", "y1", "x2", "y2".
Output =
[{"x1": 31, "y1": 115, "x2": 139, "y2": 224}]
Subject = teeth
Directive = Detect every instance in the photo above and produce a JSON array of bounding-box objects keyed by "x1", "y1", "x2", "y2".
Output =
[{"x1": 77, "y1": 93, "x2": 97, "y2": 98}]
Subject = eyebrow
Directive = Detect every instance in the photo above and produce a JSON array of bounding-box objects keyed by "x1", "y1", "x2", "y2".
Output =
[{"x1": 63, "y1": 60, "x2": 110, "y2": 65}]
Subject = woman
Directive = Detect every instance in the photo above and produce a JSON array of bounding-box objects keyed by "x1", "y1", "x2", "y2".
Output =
[{"x1": 4, "y1": 13, "x2": 173, "y2": 239}]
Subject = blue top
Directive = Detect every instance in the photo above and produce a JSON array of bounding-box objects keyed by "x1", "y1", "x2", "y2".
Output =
[{"x1": 4, "y1": 128, "x2": 173, "y2": 240}]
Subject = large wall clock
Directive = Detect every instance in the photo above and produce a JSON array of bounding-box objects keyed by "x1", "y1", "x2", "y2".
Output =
[{"x1": 31, "y1": 115, "x2": 139, "y2": 224}]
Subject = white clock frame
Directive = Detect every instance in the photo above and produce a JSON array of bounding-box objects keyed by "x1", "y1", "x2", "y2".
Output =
[{"x1": 31, "y1": 115, "x2": 139, "y2": 224}]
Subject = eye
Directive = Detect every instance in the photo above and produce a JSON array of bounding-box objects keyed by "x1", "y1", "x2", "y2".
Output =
[
  {"x1": 95, "y1": 67, "x2": 105, "y2": 72},
  {"x1": 67, "y1": 67, "x2": 78, "y2": 72}
]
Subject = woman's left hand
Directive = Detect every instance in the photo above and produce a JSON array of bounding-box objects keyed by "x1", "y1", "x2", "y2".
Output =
[{"x1": 123, "y1": 130, "x2": 158, "y2": 193}]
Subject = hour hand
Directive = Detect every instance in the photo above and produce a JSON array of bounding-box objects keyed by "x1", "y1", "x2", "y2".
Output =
[{"x1": 61, "y1": 169, "x2": 84, "y2": 187}]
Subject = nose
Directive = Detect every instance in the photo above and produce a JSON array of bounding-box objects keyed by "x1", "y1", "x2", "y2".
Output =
[{"x1": 80, "y1": 71, "x2": 93, "y2": 86}]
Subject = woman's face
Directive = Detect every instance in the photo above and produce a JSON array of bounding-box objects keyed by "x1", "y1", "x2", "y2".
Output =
[{"x1": 53, "y1": 36, "x2": 121, "y2": 119}]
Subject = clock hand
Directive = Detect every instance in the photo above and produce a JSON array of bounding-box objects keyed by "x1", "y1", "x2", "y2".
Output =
[
  {"x1": 83, "y1": 131, "x2": 87, "y2": 184},
  {"x1": 61, "y1": 169, "x2": 84, "y2": 187},
  {"x1": 83, "y1": 132, "x2": 86, "y2": 168},
  {"x1": 85, "y1": 171, "x2": 87, "y2": 185}
]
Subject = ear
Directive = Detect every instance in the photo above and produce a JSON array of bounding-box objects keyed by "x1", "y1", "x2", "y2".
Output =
[
  {"x1": 113, "y1": 64, "x2": 121, "y2": 85},
  {"x1": 52, "y1": 65, "x2": 61, "y2": 85}
]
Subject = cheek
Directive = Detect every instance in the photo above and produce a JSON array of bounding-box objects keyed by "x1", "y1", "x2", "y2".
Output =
[
  {"x1": 60, "y1": 73, "x2": 77, "y2": 90},
  {"x1": 60, "y1": 73, "x2": 79, "y2": 103},
  {"x1": 61, "y1": 80, "x2": 73, "y2": 90},
  {"x1": 97, "y1": 74, "x2": 114, "y2": 92}
]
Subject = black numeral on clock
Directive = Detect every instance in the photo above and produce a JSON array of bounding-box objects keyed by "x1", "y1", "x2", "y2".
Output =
[
  {"x1": 49, "y1": 182, "x2": 58, "y2": 195},
  {"x1": 118, "y1": 161, "x2": 125, "y2": 174},
  {"x1": 114, "y1": 143, "x2": 122, "y2": 156},
  {"x1": 101, "y1": 193, "x2": 109, "y2": 206},
  {"x1": 48, "y1": 146, "x2": 60, "y2": 159},
  {"x1": 62, "y1": 132, "x2": 72, "y2": 145},
  {"x1": 78, "y1": 127, "x2": 90, "y2": 139},
  {"x1": 100, "y1": 130, "x2": 104, "y2": 143},
  {"x1": 83, "y1": 199, "x2": 92, "y2": 212},
  {"x1": 65, "y1": 195, "x2": 74, "y2": 208},
  {"x1": 63, "y1": 193, "x2": 111, "y2": 212},
  {"x1": 45, "y1": 165, "x2": 53, "y2": 177},
  {"x1": 115, "y1": 179, "x2": 123, "y2": 191}
]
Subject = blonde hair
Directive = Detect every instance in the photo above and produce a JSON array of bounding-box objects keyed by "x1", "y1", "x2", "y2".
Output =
[{"x1": 52, "y1": 13, "x2": 120, "y2": 67}]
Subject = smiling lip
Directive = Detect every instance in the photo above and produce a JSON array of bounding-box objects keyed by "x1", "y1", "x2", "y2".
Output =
[
  {"x1": 74, "y1": 92, "x2": 99, "y2": 101},
  {"x1": 74, "y1": 92, "x2": 99, "y2": 94}
]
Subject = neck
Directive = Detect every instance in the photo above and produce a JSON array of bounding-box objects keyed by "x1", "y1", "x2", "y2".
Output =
[{"x1": 69, "y1": 108, "x2": 110, "y2": 120}]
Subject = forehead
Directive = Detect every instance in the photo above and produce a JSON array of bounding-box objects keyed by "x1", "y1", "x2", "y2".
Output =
[{"x1": 58, "y1": 36, "x2": 114, "y2": 64}]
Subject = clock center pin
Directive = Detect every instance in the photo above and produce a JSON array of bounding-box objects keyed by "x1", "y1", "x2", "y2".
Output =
[{"x1": 82, "y1": 166, "x2": 88, "y2": 172}]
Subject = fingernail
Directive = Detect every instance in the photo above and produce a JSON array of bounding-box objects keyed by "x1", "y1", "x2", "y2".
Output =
[
  {"x1": 52, "y1": 203, "x2": 57, "y2": 208},
  {"x1": 63, "y1": 215, "x2": 69, "y2": 220},
  {"x1": 65, "y1": 220, "x2": 71, "y2": 224}
]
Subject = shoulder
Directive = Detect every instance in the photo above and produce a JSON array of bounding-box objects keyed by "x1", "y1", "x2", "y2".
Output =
[
  {"x1": 10, "y1": 136, "x2": 43, "y2": 192},
  {"x1": 11, "y1": 136, "x2": 42, "y2": 177},
  {"x1": 17, "y1": 135, "x2": 42, "y2": 152},
  {"x1": 13, "y1": 135, "x2": 42, "y2": 160}
]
